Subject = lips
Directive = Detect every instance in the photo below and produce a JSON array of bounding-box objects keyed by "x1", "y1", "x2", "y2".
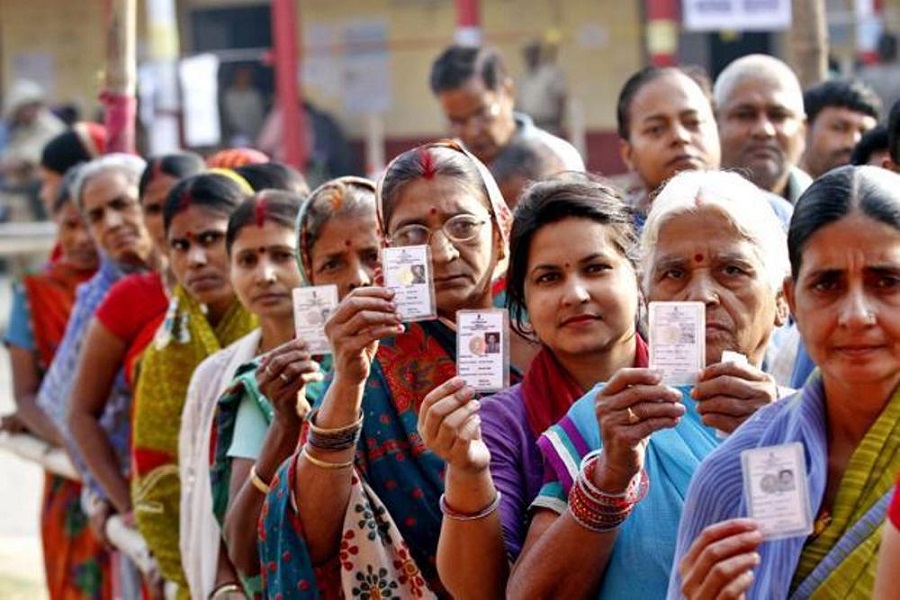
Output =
[
  {"x1": 668, "y1": 155, "x2": 705, "y2": 169},
  {"x1": 560, "y1": 314, "x2": 600, "y2": 327},
  {"x1": 434, "y1": 274, "x2": 468, "y2": 288},
  {"x1": 745, "y1": 145, "x2": 782, "y2": 160},
  {"x1": 187, "y1": 274, "x2": 222, "y2": 291},
  {"x1": 253, "y1": 292, "x2": 289, "y2": 305}
]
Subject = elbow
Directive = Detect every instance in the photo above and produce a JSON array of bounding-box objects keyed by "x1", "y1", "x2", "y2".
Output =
[{"x1": 223, "y1": 516, "x2": 261, "y2": 578}]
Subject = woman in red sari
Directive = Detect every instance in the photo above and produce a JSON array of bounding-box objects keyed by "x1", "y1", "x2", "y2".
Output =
[{"x1": 0, "y1": 164, "x2": 108, "y2": 599}]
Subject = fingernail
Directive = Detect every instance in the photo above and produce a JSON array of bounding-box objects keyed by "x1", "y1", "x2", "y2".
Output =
[
  {"x1": 468, "y1": 399, "x2": 480, "y2": 410},
  {"x1": 751, "y1": 553, "x2": 761, "y2": 566},
  {"x1": 387, "y1": 302, "x2": 396, "y2": 311}
]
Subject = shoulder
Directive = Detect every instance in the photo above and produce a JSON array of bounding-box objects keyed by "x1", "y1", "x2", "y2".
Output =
[{"x1": 480, "y1": 385, "x2": 528, "y2": 434}]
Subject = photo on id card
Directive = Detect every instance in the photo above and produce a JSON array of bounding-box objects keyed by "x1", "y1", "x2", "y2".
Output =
[
  {"x1": 381, "y1": 245, "x2": 436, "y2": 322},
  {"x1": 292, "y1": 284, "x2": 339, "y2": 355},
  {"x1": 741, "y1": 442, "x2": 813, "y2": 540},
  {"x1": 648, "y1": 301, "x2": 705, "y2": 385},
  {"x1": 456, "y1": 309, "x2": 509, "y2": 393}
]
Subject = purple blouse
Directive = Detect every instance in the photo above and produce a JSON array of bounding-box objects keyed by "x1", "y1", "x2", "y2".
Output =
[{"x1": 479, "y1": 383, "x2": 545, "y2": 560}]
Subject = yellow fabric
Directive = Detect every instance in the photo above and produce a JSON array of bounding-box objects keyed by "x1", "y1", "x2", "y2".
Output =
[
  {"x1": 131, "y1": 286, "x2": 256, "y2": 590},
  {"x1": 792, "y1": 384, "x2": 900, "y2": 598}
]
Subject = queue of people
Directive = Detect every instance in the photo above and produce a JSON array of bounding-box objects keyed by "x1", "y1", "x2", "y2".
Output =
[{"x1": 1, "y1": 42, "x2": 899, "y2": 600}]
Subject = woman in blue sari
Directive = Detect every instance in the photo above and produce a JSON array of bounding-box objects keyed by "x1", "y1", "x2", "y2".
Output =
[
  {"x1": 507, "y1": 170, "x2": 792, "y2": 598},
  {"x1": 258, "y1": 141, "x2": 516, "y2": 598},
  {"x1": 673, "y1": 166, "x2": 900, "y2": 599}
]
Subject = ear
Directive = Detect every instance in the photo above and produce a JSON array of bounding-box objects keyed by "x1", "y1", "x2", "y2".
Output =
[
  {"x1": 620, "y1": 138, "x2": 634, "y2": 172},
  {"x1": 500, "y1": 76, "x2": 515, "y2": 100},
  {"x1": 780, "y1": 276, "x2": 796, "y2": 326},
  {"x1": 884, "y1": 157, "x2": 900, "y2": 173}
]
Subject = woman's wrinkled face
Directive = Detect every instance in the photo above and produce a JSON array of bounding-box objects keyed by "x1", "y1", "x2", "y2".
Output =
[
  {"x1": 81, "y1": 170, "x2": 153, "y2": 267},
  {"x1": 55, "y1": 201, "x2": 99, "y2": 271},
  {"x1": 387, "y1": 175, "x2": 498, "y2": 317},
  {"x1": 310, "y1": 212, "x2": 380, "y2": 300},
  {"x1": 786, "y1": 212, "x2": 900, "y2": 394},
  {"x1": 523, "y1": 218, "x2": 638, "y2": 362},
  {"x1": 230, "y1": 221, "x2": 301, "y2": 321},
  {"x1": 647, "y1": 207, "x2": 785, "y2": 366},
  {"x1": 167, "y1": 205, "x2": 234, "y2": 312}
]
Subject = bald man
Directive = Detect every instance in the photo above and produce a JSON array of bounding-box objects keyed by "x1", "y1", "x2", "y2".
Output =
[{"x1": 714, "y1": 54, "x2": 811, "y2": 203}]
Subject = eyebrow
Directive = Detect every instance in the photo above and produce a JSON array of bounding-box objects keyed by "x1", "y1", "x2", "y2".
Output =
[{"x1": 530, "y1": 252, "x2": 612, "y2": 273}]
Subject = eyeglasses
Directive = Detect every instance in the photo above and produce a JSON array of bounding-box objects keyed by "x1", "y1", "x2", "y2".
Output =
[
  {"x1": 389, "y1": 214, "x2": 488, "y2": 247},
  {"x1": 448, "y1": 101, "x2": 501, "y2": 133}
]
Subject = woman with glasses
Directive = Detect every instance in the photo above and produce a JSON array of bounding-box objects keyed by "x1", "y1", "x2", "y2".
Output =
[
  {"x1": 201, "y1": 178, "x2": 377, "y2": 598},
  {"x1": 418, "y1": 173, "x2": 648, "y2": 598},
  {"x1": 258, "y1": 141, "x2": 513, "y2": 597}
]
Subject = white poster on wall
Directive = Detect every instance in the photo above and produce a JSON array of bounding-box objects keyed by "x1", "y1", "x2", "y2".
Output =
[
  {"x1": 179, "y1": 53, "x2": 221, "y2": 147},
  {"x1": 683, "y1": 0, "x2": 792, "y2": 32}
]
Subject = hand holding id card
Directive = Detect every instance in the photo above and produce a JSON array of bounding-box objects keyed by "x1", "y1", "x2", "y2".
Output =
[
  {"x1": 741, "y1": 443, "x2": 813, "y2": 540},
  {"x1": 456, "y1": 309, "x2": 509, "y2": 393},
  {"x1": 292, "y1": 285, "x2": 339, "y2": 355},
  {"x1": 648, "y1": 301, "x2": 705, "y2": 385},
  {"x1": 381, "y1": 245, "x2": 437, "y2": 322}
]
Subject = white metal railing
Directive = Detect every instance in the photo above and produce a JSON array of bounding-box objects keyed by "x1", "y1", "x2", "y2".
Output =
[
  {"x1": 0, "y1": 431, "x2": 159, "y2": 578},
  {"x1": 0, "y1": 221, "x2": 57, "y2": 257}
]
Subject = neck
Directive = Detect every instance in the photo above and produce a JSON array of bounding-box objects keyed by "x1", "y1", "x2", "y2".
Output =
[
  {"x1": 259, "y1": 315, "x2": 294, "y2": 353},
  {"x1": 823, "y1": 375, "x2": 897, "y2": 450},
  {"x1": 554, "y1": 331, "x2": 638, "y2": 391},
  {"x1": 205, "y1": 297, "x2": 233, "y2": 328}
]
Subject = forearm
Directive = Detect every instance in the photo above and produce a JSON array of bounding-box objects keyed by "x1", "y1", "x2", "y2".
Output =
[
  {"x1": 437, "y1": 466, "x2": 507, "y2": 600},
  {"x1": 68, "y1": 410, "x2": 131, "y2": 513},
  {"x1": 293, "y1": 378, "x2": 363, "y2": 564},
  {"x1": 14, "y1": 394, "x2": 63, "y2": 445},
  {"x1": 224, "y1": 419, "x2": 300, "y2": 575},
  {"x1": 507, "y1": 512, "x2": 618, "y2": 599}
]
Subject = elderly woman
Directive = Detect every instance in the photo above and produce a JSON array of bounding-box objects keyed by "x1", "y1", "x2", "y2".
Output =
[
  {"x1": 507, "y1": 169, "x2": 791, "y2": 598},
  {"x1": 672, "y1": 165, "x2": 900, "y2": 599},
  {"x1": 418, "y1": 174, "x2": 647, "y2": 598},
  {"x1": 257, "y1": 141, "x2": 515, "y2": 597}
]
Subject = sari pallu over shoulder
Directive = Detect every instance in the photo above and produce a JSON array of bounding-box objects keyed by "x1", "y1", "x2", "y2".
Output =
[
  {"x1": 258, "y1": 321, "x2": 459, "y2": 599},
  {"x1": 131, "y1": 286, "x2": 256, "y2": 593},
  {"x1": 667, "y1": 373, "x2": 900, "y2": 600}
]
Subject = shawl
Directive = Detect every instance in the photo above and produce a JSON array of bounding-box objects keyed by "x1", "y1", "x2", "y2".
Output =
[
  {"x1": 178, "y1": 329, "x2": 261, "y2": 600},
  {"x1": 521, "y1": 336, "x2": 648, "y2": 438},
  {"x1": 131, "y1": 286, "x2": 256, "y2": 591},
  {"x1": 667, "y1": 373, "x2": 900, "y2": 599},
  {"x1": 20, "y1": 261, "x2": 96, "y2": 369},
  {"x1": 535, "y1": 383, "x2": 719, "y2": 600},
  {"x1": 258, "y1": 320, "x2": 459, "y2": 599}
]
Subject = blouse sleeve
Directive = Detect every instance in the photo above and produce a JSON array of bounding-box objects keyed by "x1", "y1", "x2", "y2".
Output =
[
  {"x1": 3, "y1": 284, "x2": 35, "y2": 351},
  {"x1": 226, "y1": 394, "x2": 270, "y2": 460}
]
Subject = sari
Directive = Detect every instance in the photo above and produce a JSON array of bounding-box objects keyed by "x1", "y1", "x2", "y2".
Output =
[
  {"x1": 534, "y1": 382, "x2": 720, "y2": 599},
  {"x1": 668, "y1": 373, "x2": 900, "y2": 599},
  {"x1": 15, "y1": 261, "x2": 111, "y2": 600},
  {"x1": 131, "y1": 286, "x2": 256, "y2": 593},
  {"x1": 258, "y1": 321, "x2": 459, "y2": 599}
]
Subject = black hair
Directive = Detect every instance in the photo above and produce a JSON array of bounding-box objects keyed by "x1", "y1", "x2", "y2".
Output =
[
  {"x1": 233, "y1": 162, "x2": 310, "y2": 195},
  {"x1": 163, "y1": 173, "x2": 249, "y2": 233},
  {"x1": 490, "y1": 136, "x2": 566, "y2": 189},
  {"x1": 803, "y1": 79, "x2": 882, "y2": 125},
  {"x1": 789, "y1": 165, "x2": 900, "y2": 279},
  {"x1": 429, "y1": 45, "x2": 509, "y2": 95},
  {"x1": 40, "y1": 129, "x2": 94, "y2": 175},
  {"x1": 51, "y1": 163, "x2": 85, "y2": 215},
  {"x1": 505, "y1": 172, "x2": 638, "y2": 335},
  {"x1": 889, "y1": 99, "x2": 900, "y2": 163},
  {"x1": 851, "y1": 124, "x2": 889, "y2": 166},
  {"x1": 226, "y1": 190, "x2": 303, "y2": 253},
  {"x1": 616, "y1": 66, "x2": 699, "y2": 140},
  {"x1": 139, "y1": 152, "x2": 205, "y2": 198}
]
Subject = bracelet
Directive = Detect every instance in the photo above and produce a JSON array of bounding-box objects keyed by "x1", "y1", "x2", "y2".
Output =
[
  {"x1": 439, "y1": 492, "x2": 502, "y2": 521},
  {"x1": 300, "y1": 446, "x2": 354, "y2": 470},
  {"x1": 567, "y1": 451, "x2": 650, "y2": 533},
  {"x1": 249, "y1": 465, "x2": 271, "y2": 495},
  {"x1": 306, "y1": 409, "x2": 364, "y2": 451},
  {"x1": 209, "y1": 582, "x2": 242, "y2": 599},
  {"x1": 579, "y1": 450, "x2": 648, "y2": 508}
]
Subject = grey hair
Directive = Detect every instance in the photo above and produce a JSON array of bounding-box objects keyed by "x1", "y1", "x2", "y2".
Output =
[
  {"x1": 639, "y1": 170, "x2": 789, "y2": 293},
  {"x1": 72, "y1": 153, "x2": 147, "y2": 208},
  {"x1": 713, "y1": 54, "x2": 805, "y2": 118}
]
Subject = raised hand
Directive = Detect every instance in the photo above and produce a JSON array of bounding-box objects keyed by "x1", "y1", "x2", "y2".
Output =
[
  {"x1": 692, "y1": 362, "x2": 778, "y2": 434},
  {"x1": 256, "y1": 338, "x2": 323, "y2": 421},
  {"x1": 680, "y1": 519, "x2": 763, "y2": 600},
  {"x1": 418, "y1": 377, "x2": 489, "y2": 473}
]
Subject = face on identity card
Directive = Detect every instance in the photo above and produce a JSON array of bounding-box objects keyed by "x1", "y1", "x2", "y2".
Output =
[
  {"x1": 741, "y1": 442, "x2": 813, "y2": 540},
  {"x1": 456, "y1": 309, "x2": 509, "y2": 392}
]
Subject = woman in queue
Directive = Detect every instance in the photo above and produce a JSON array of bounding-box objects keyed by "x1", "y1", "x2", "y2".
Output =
[
  {"x1": 673, "y1": 165, "x2": 900, "y2": 599},
  {"x1": 130, "y1": 172, "x2": 257, "y2": 593},
  {"x1": 417, "y1": 173, "x2": 646, "y2": 598},
  {"x1": 507, "y1": 170, "x2": 790, "y2": 598},
  {"x1": 0, "y1": 165, "x2": 106, "y2": 599},
  {"x1": 257, "y1": 141, "x2": 513, "y2": 597},
  {"x1": 203, "y1": 177, "x2": 380, "y2": 597}
]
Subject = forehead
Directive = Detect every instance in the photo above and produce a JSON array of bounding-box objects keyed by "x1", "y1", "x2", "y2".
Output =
[
  {"x1": 232, "y1": 220, "x2": 295, "y2": 250},
  {"x1": 813, "y1": 106, "x2": 877, "y2": 128},
  {"x1": 631, "y1": 72, "x2": 712, "y2": 122},
  {"x1": 81, "y1": 170, "x2": 136, "y2": 208},
  {"x1": 387, "y1": 175, "x2": 488, "y2": 228},
  {"x1": 168, "y1": 204, "x2": 229, "y2": 236},
  {"x1": 143, "y1": 174, "x2": 180, "y2": 202},
  {"x1": 653, "y1": 208, "x2": 760, "y2": 262},
  {"x1": 439, "y1": 77, "x2": 494, "y2": 113},
  {"x1": 312, "y1": 212, "x2": 379, "y2": 251},
  {"x1": 528, "y1": 218, "x2": 621, "y2": 262},
  {"x1": 722, "y1": 75, "x2": 802, "y2": 113},
  {"x1": 798, "y1": 213, "x2": 900, "y2": 272}
]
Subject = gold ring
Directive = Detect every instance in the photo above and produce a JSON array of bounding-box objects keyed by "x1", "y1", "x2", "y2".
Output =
[
  {"x1": 626, "y1": 407, "x2": 640, "y2": 425},
  {"x1": 265, "y1": 365, "x2": 274, "y2": 375},
  {"x1": 279, "y1": 373, "x2": 290, "y2": 383}
]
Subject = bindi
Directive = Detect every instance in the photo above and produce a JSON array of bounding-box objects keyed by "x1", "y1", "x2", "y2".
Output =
[
  {"x1": 344, "y1": 239, "x2": 352, "y2": 247},
  {"x1": 564, "y1": 262, "x2": 571, "y2": 268},
  {"x1": 429, "y1": 207, "x2": 437, "y2": 215},
  {"x1": 694, "y1": 254, "x2": 704, "y2": 263}
]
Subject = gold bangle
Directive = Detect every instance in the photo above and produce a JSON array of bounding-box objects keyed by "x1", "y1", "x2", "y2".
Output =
[
  {"x1": 300, "y1": 446, "x2": 354, "y2": 470},
  {"x1": 208, "y1": 582, "x2": 242, "y2": 600},
  {"x1": 307, "y1": 409, "x2": 364, "y2": 435},
  {"x1": 249, "y1": 465, "x2": 271, "y2": 495}
]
